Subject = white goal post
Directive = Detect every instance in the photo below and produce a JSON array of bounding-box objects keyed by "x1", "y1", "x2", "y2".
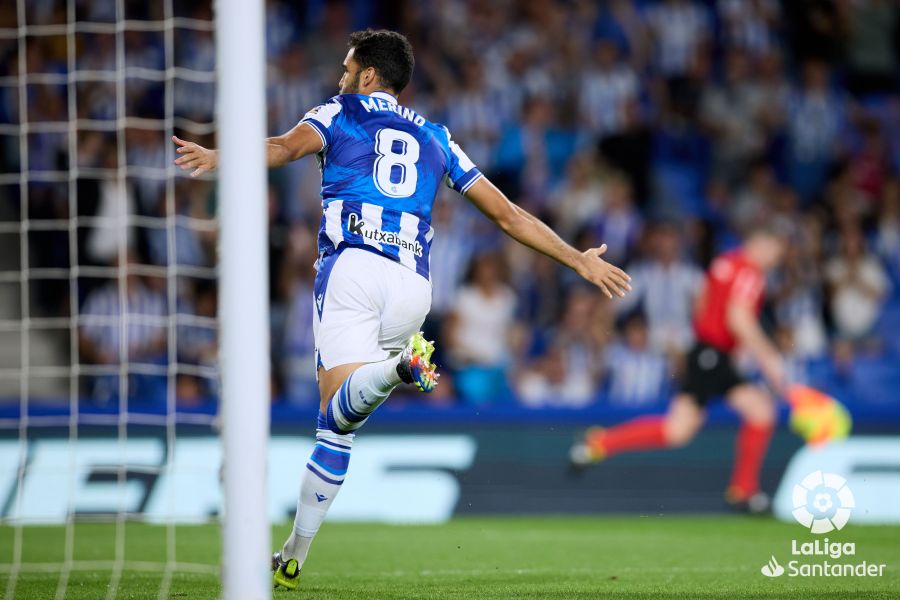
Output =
[{"x1": 215, "y1": 0, "x2": 271, "y2": 598}]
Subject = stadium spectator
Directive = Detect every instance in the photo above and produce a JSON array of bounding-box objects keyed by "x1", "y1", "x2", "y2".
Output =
[
  {"x1": 548, "y1": 287, "x2": 609, "y2": 385},
  {"x1": 642, "y1": 0, "x2": 711, "y2": 78},
  {"x1": 548, "y1": 152, "x2": 605, "y2": 241},
  {"x1": 428, "y1": 195, "x2": 478, "y2": 317},
  {"x1": 729, "y1": 161, "x2": 781, "y2": 235},
  {"x1": 268, "y1": 43, "x2": 323, "y2": 136},
  {"x1": 786, "y1": 60, "x2": 847, "y2": 203},
  {"x1": 579, "y1": 38, "x2": 640, "y2": 138},
  {"x1": 444, "y1": 59, "x2": 504, "y2": 170},
  {"x1": 752, "y1": 48, "x2": 791, "y2": 127},
  {"x1": 584, "y1": 173, "x2": 642, "y2": 267},
  {"x1": 875, "y1": 178, "x2": 900, "y2": 280},
  {"x1": 445, "y1": 253, "x2": 519, "y2": 405},
  {"x1": 843, "y1": 0, "x2": 899, "y2": 97},
  {"x1": 176, "y1": 281, "x2": 218, "y2": 406},
  {"x1": 173, "y1": 27, "x2": 215, "y2": 122},
  {"x1": 517, "y1": 341, "x2": 595, "y2": 408},
  {"x1": 591, "y1": 0, "x2": 647, "y2": 69},
  {"x1": 783, "y1": 0, "x2": 846, "y2": 63},
  {"x1": 510, "y1": 250, "x2": 568, "y2": 332},
  {"x1": 78, "y1": 253, "x2": 168, "y2": 406},
  {"x1": 773, "y1": 325, "x2": 809, "y2": 386},
  {"x1": 281, "y1": 225, "x2": 319, "y2": 406},
  {"x1": 516, "y1": 285, "x2": 609, "y2": 407},
  {"x1": 145, "y1": 189, "x2": 208, "y2": 269},
  {"x1": 825, "y1": 227, "x2": 890, "y2": 346},
  {"x1": 700, "y1": 48, "x2": 768, "y2": 186},
  {"x1": 605, "y1": 312, "x2": 669, "y2": 407},
  {"x1": 493, "y1": 96, "x2": 577, "y2": 203},
  {"x1": 617, "y1": 222, "x2": 702, "y2": 356},
  {"x1": 847, "y1": 119, "x2": 893, "y2": 208},
  {"x1": 717, "y1": 0, "x2": 782, "y2": 58},
  {"x1": 770, "y1": 233, "x2": 829, "y2": 359}
]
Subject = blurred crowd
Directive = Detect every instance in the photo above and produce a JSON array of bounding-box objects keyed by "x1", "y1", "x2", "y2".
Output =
[{"x1": 1, "y1": 0, "x2": 899, "y2": 410}]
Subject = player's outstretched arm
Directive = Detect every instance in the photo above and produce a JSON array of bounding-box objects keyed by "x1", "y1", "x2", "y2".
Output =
[
  {"x1": 727, "y1": 302, "x2": 785, "y2": 392},
  {"x1": 172, "y1": 122, "x2": 324, "y2": 177},
  {"x1": 464, "y1": 178, "x2": 631, "y2": 299}
]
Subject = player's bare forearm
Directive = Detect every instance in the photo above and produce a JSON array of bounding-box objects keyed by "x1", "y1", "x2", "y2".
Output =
[
  {"x1": 727, "y1": 304, "x2": 777, "y2": 359},
  {"x1": 504, "y1": 203, "x2": 585, "y2": 270},
  {"x1": 172, "y1": 122, "x2": 323, "y2": 176},
  {"x1": 266, "y1": 123, "x2": 324, "y2": 166},
  {"x1": 727, "y1": 302, "x2": 785, "y2": 390},
  {"x1": 464, "y1": 178, "x2": 631, "y2": 299},
  {"x1": 265, "y1": 138, "x2": 295, "y2": 168}
]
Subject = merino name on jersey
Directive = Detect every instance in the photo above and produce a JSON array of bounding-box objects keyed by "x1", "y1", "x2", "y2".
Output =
[
  {"x1": 301, "y1": 91, "x2": 482, "y2": 280},
  {"x1": 359, "y1": 96, "x2": 426, "y2": 126}
]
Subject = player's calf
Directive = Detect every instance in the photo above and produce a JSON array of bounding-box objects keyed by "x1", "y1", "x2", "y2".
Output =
[
  {"x1": 278, "y1": 333, "x2": 439, "y2": 585},
  {"x1": 727, "y1": 385, "x2": 775, "y2": 504},
  {"x1": 279, "y1": 424, "x2": 353, "y2": 584},
  {"x1": 324, "y1": 332, "x2": 438, "y2": 434}
]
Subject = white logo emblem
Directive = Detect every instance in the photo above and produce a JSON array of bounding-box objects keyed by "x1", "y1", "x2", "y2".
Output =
[
  {"x1": 792, "y1": 470, "x2": 855, "y2": 534},
  {"x1": 760, "y1": 555, "x2": 784, "y2": 577}
]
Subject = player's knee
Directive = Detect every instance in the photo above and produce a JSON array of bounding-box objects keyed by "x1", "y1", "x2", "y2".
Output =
[
  {"x1": 315, "y1": 428, "x2": 354, "y2": 459},
  {"x1": 735, "y1": 387, "x2": 776, "y2": 427},
  {"x1": 664, "y1": 415, "x2": 701, "y2": 448},
  {"x1": 666, "y1": 426, "x2": 697, "y2": 448},
  {"x1": 746, "y1": 396, "x2": 776, "y2": 427}
]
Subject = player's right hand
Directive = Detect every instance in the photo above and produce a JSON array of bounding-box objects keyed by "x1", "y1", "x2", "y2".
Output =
[
  {"x1": 172, "y1": 135, "x2": 217, "y2": 177},
  {"x1": 576, "y1": 244, "x2": 631, "y2": 299}
]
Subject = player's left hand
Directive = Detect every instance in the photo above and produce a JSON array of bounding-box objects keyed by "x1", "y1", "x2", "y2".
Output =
[
  {"x1": 172, "y1": 135, "x2": 217, "y2": 177},
  {"x1": 576, "y1": 244, "x2": 631, "y2": 299}
]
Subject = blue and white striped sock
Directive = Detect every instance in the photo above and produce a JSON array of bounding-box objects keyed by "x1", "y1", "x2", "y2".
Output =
[
  {"x1": 282, "y1": 419, "x2": 353, "y2": 566},
  {"x1": 324, "y1": 357, "x2": 402, "y2": 433}
]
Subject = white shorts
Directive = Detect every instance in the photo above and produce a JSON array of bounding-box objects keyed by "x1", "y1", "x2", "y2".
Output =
[{"x1": 313, "y1": 248, "x2": 432, "y2": 371}]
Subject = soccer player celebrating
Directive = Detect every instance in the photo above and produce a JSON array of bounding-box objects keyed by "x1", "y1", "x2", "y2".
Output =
[
  {"x1": 172, "y1": 29, "x2": 630, "y2": 590},
  {"x1": 570, "y1": 225, "x2": 788, "y2": 512}
]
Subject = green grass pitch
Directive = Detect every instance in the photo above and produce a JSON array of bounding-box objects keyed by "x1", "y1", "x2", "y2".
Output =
[{"x1": 1, "y1": 516, "x2": 897, "y2": 599}]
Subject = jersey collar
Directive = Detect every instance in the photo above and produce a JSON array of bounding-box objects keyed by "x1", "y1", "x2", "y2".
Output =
[{"x1": 370, "y1": 91, "x2": 397, "y2": 105}]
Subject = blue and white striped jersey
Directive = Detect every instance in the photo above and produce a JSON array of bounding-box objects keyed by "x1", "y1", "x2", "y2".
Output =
[{"x1": 301, "y1": 90, "x2": 482, "y2": 280}]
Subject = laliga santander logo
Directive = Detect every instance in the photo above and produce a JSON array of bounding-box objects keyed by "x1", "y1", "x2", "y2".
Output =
[
  {"x1": 760, "y1": 556, "x2": 785, "y2": 577},
  {"x1": 761, "y1": 467, "x2": 888, "y2": 579},
  {"x1": 791, "y1": 470, "x2": 855, "y2": 534}
]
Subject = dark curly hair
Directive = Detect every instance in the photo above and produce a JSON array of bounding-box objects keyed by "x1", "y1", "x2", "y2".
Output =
[{"x1": 347, "y1": 29, "x2": 414, "y2": 94}]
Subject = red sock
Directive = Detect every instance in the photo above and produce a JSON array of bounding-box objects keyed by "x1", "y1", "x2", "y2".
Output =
[
  {"x1": 729, "y1": 422, "x2": 774, "y2": 498},
  {"x1": 588, "y1": 416, "x2": 667, "y2": 456}
]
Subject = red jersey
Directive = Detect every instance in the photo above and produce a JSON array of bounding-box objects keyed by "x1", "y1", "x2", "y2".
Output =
[{"x1": 693, "y1": 249, "x2": 765, "y2": 353}]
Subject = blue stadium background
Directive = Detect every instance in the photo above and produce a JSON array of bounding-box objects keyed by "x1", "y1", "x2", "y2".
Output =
[{"x1": 1, "y1": 0, "x2": 899, "y2": 437}]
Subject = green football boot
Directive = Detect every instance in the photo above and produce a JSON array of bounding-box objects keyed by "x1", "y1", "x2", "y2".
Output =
[{"x1": 396, "y1": 332, "x2": 439, "y2": 393}]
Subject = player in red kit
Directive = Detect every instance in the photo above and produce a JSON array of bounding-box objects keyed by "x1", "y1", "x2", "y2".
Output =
[{"x1": 569, "y1": 225, "x2": 788, "y2": 511}]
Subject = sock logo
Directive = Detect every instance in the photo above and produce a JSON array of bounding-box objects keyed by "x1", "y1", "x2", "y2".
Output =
[
  {"x1": 315, "y1": 492, "x2": 328, "y2": 503},
  {"x1": 359, "y1": 390, "x2": 375, "y2": 407}
]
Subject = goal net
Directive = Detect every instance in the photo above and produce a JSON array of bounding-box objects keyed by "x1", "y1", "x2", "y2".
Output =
[{"x1": 0, "y1": 0, "x2": 229, "y2": 597}]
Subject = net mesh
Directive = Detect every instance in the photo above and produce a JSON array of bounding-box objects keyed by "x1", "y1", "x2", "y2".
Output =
[{"x1": 0, "y1": 1, "x2": 221, "y2": 597}]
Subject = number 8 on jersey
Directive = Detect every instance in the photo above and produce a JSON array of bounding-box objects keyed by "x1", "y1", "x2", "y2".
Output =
[{"x1": 373, "y1": 128, "x2": 419, "y2": 198}]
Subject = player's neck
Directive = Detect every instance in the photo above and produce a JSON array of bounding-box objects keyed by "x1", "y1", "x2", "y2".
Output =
[
  {"x1": 366, "y1": 89, "x2": 397, "y2": 102},
  {"x1": 742, "y1": 245, "x2": 764, "y2": 268}
]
